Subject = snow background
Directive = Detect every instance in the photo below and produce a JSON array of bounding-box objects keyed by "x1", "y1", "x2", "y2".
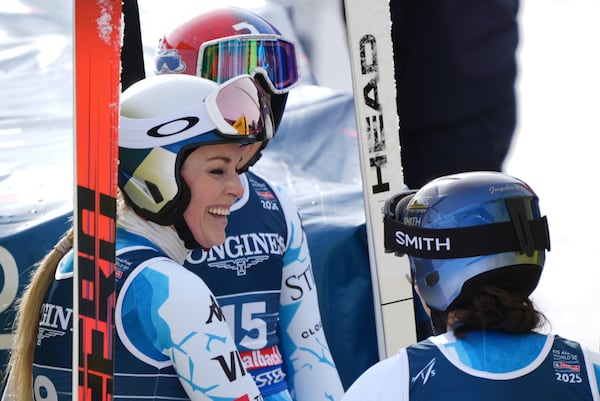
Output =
[
  {"x1": 507, "y1": 0, "x2": 600, "y2": 352},
  {"x1": 0, "y1": 0, "x2": 598, "y2": 353}
]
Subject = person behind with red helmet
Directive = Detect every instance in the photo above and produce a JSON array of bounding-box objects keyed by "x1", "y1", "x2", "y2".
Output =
[
  {"x1": 154, "y1": 7, "x2": 345, "y2": 401},
  {"x1": 155, "y1": 6, "x2": 299, "y2": 170}
]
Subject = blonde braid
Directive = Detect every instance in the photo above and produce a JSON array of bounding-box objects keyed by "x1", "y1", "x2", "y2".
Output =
[{"x1": 3, "y1": 228, "x2": 74, "y2": 401}]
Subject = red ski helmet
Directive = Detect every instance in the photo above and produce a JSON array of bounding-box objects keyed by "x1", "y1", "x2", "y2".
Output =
[{"x1": 154, "y1": 7, "x2": 300, "y2": 170}]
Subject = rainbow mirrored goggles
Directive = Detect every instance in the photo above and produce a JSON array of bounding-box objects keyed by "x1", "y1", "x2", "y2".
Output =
[
  {"x1": 197, "y1": 34, "x2": 300, "y2": 95},
  {"x1": 120, "y1": 75, "x2": 274, "y2": 148}
]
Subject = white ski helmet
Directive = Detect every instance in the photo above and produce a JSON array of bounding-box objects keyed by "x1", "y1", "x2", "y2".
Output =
[
  {"x1": 383, "y1": 171, "x2": 551, "y2": 312},
  {"x1": 118, "y1": 74, "x2": 273, "y2": 226}
]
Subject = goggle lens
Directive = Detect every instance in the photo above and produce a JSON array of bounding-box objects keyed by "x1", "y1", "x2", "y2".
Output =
[
  {"x1": 213, "y1": 75, "x2": 274, "y2": 141},
  {"x1": 199, "y1": 36, "x2": 299, "y2": 94}
]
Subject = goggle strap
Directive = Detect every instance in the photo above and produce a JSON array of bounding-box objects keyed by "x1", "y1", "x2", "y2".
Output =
[
  {"x1": 383, "y1": 215, "x2": 551, "y2": 259},
  {"x1": 383, "y1": 189, "x2": 418, "y2": 217}
]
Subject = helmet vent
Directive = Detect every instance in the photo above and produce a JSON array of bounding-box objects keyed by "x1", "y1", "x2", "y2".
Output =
[
  {"x1": 425, "y1": 271, "x2": 439, "y2": 287},
  {"x1": 146, "y1": 180, "x2": 164, "y2": 204}
]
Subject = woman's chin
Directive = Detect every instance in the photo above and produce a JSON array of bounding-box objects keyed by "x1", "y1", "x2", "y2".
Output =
[{"x1": 195, "y1": 230, "x2": 227, "y2": 249}]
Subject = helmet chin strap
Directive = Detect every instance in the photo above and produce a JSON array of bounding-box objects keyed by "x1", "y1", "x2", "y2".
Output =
[
  {"x1": 430, "y1": 309, "x2": 449, "y2": 335},
  {"x1": 173, "y1": 216, "x2": 206, "y2": 250},
  {"x1": 237, "y1": 144, "x2": 265, "y2": 172}
]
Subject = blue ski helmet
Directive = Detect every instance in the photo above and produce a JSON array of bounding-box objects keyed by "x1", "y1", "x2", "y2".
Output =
[
  {"x1": 118, "y1": 74, "x2": 272, "y2": 225},
  {"x1": 383, "y1": 171, "x2": 551, "y2": 312}
]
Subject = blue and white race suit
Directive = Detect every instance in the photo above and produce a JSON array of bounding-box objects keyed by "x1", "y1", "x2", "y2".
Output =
[
  {"x1": 31, "y1": 212, "x2": 262, "y2": 401},
  {"x1": 342, "y1": 330, "x2": 600, "y2": 401},
  {"x1": 184, "y1": 171, "x2": 345, "y2": 401}
]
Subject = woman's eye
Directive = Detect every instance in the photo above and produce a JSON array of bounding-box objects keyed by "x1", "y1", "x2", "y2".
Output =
[{"x1": 210, "y1": 168, "x2": 225, "y2": 175}]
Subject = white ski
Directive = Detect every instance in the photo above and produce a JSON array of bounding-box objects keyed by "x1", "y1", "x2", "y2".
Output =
[{"x1": 343, "y1": 0, "x2": 417, "y2": 359}]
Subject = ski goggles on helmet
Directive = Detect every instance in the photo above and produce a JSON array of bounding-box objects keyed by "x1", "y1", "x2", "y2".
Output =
[
  {"x1": 120, "y1": 75, "x2": 274, "y2": 147},
  {"x1": 197, "y1": 34, "x2": 300, "y2": 95},
  {"x1": 383, "y1": 190, "x2": 551, "y2": 260}
]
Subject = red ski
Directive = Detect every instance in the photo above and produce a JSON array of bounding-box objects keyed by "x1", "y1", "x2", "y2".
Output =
[{"x1": 73, "y1": 1, "x2": 121, "y2": 400}]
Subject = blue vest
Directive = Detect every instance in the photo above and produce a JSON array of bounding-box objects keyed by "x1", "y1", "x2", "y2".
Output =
[
  {"x1": 112, "y1": 232, "x2": 186, "y2": 399},
  {"x1": 32, "y1": 231, "x2": 194, "y2": 400},
  {"x1": 407, "y1": 335, "x2": 595, "y2": 400}
]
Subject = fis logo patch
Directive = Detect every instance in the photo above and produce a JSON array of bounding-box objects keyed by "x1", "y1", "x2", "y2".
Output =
[
  {"x1": 552, "y1": 349, "x2": 581, "y2": 373},
  {"x1": 255, "y1": 188, "x2": 279, "y2": 211},
  {"x1": 411, "y1": 358, "x2": 436, "y2": 385},
  {"x1": 552, "y1": 348, "x2": 583, "y2": 384}
]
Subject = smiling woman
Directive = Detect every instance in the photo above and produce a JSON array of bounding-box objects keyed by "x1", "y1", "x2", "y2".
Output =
[
  {"x1": 180, "y1": 144, "x2": 244, "y2": 247},
  {"x1": 117, "y1": 74, "x2": 273, "y2": 242},
  {"x1": 2, "y1": 74, "x2": 273, "y2": 401}
]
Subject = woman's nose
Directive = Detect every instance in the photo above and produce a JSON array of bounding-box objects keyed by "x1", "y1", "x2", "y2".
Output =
[{"x1": 228, "y1": 172, "x2": 244, "y2": 199}]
